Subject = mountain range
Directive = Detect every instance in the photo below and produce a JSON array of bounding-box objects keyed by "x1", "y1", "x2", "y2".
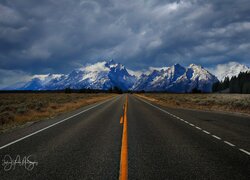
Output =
[{"x1": 5, "y1": 60, "x2": 250, "y2": 92}]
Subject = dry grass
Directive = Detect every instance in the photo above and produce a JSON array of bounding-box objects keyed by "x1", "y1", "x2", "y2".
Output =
[
  {"x1": 0, "y1": 93, "x2": 115, "y2": 132},
  {"x1": 136, "y1": 93, "x2": 250, "y2": 115}
]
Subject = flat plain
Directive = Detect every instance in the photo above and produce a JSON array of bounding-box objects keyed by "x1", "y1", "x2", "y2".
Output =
[
  {"x1": 136, "y1": 93, "x2": 250, "y2": 115},
  {"x1": 0, "y1": 93, "x2": 114, "y2": 132}
]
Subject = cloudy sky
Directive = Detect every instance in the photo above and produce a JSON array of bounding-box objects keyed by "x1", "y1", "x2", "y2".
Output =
[{"x1": 0, "y1": 0, "x2": 250, "y2": 88}]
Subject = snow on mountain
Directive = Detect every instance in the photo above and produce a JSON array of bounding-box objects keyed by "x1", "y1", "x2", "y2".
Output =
[
  {"x1": 133, "y1": 63, "x2": 218, "y2": 92},
  {"x1": 126, "y1": 69, "x2": 143, "y2": 78},
  {"x1": 133, "y1": 64, "x2": 183, "y2": 91},
  {"x1": 20, "y1": 74, "x2": 64, "y2": 90},
  {"x1": 10, "y1": 60, "x2": 233, "y2": 92},
  {"x1": 178, "y1": 64, "x2": 218, "y2": 92},
  {"x1": 18, "y1": 60, "x2": 136, "y2": 91},
  {"x1": 209, "y1": 61, "x2": 250, "y2": 81}
]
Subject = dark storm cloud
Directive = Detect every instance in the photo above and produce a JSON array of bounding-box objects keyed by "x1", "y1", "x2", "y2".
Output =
[{"x1": 0, "y1": 0, "x2": 250, "y2": 84}]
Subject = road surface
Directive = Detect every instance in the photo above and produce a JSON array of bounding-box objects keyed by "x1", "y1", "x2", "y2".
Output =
[{"x1": 0, "y1": 94, "x2": 249, "y2": 179}]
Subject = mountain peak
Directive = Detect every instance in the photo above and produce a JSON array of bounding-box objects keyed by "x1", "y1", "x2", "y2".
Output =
[
  {"x1": 108, "y1": 59, "x2": 115, "y2": 64},
  {"x1": 171, "y1": 63, "x2": 185, "y2": 71},
  {"x1": 106, "y1": 59, "x2": 117, "y2": 66},
  {"x1": 189, "y1": 63, "x2": 202, "y2": 68},
  {"x1": 210, "y1": 61, "x2": 250, "y2": 81},
  {"x1": 172, "y1": 63, "x2": 184, "y2": 69},
  {"x1": 174, "y1": 63, "x2": 181, "y2": 66},
  {"x1": 105, "y1": 60, "x2": 126, "y2": 71}
]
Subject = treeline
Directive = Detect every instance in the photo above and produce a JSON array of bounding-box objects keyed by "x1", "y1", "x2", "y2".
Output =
[{"x1": 212, "y1": 71, "x2": 250, "y2": 93}]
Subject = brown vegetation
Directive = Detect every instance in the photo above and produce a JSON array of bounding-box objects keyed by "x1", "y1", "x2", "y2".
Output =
[
  {"x1": 0, "y1": 93, "x2": 115, "y2": 132},
  {"x1": 136, "y1": 93, "x2": 250, "y2": 115}
]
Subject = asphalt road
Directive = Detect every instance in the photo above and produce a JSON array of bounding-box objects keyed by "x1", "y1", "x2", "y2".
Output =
[{"x1": 0, "y1": 94, "x2": 249, "y2": 179}]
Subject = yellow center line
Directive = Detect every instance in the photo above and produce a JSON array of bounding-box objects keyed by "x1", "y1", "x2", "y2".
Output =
[{"x1": 119, "y1": 95, "x2": 128, "y2": 180}]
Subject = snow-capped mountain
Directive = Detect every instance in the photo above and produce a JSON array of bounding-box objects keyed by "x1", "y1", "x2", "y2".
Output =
[
  {"x1": 132, "y1": 64, "x2": 185, "y2": 91},
  {"x1": 11, "y1": 60, "x2": 245, "y2": 92},
  {"x1": 132, "y1": 63, "x2": 218, "y2": 92},
  {"x1": 210, "y1": 61, "x2": 250, "y2": 81},
  {"x1": 18, "y1": 60, "x2": 137, "y2": 91}
]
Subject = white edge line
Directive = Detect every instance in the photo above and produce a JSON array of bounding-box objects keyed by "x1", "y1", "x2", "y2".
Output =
[
  {"x1": 202, "y1": 130, "x2": 210, "y2": 134},
  {"x1": 136, "y1": 96, "x2": 250, "y2": 156},
  {"x1": 0, "y1": 96, "x2": 116, "y2": 150},
  {"x1": 224, "y1": 141, "x2": 235, "y2": 147},
  {"x1": 239, "y1": 149, "x2": 250, "y2": 156},
  {"x1": 212, "y1": 135, "x2": 221, "y2": 140},
  {"x1": 137, "y1": 97, "x2": 182, "y2": 120}
]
